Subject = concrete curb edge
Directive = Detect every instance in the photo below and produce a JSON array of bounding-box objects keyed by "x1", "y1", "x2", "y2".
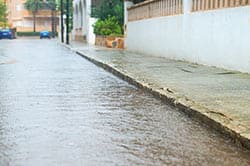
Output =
[{"x1": 60, "y1": 42, "x2": 250, "y2": 150}]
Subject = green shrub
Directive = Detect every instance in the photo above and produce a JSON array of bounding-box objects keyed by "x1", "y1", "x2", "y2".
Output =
[
  {"x1": 17, "y1": 32, "x2": 40, "y2": 36},
  {"x1": 0, "y1": 1, "x2": 7, "y2": 27},
  {"x1": 16, "y1": 32, "x2": 58, "y2": 36},
  {"x1": 108, "y1": 34, "x2": 124, "y2": 37},
  {"x1": 91, "y1": 0, "x2": 124, "y2": 26},
  {"x1": 93, "y1": 16, "x2": 122, "y2": 36}
]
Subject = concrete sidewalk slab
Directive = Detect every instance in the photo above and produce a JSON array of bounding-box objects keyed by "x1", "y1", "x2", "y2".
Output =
[{"x1": 68, "y1": 42, "x2": 250, "y2": 149}]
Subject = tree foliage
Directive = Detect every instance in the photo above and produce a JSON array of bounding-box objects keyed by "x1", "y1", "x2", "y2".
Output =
[
  {"x1": 24, "y1": 0, "x2": 43, "y2": 13},
  {"x1": 0, "y1": 0, "x2": 7, "y2": 27},
  {"x1": 44, "y1": 0, "x2": 57, "y2": 37},
  {"x1": 46, "y1": 0, "x2": 57, "y2": 10},
  {"x1": 24, "y1": 0, "x2": 43, "y2": 32},
  {"x1": 93, "y1": 16, "x2": 122, "y2": 36},
  {"x1": 91, "y1": 0, "x2": 124, "y2": 26},
  {"x1": 56, "y1": 0, "x2": 73, "y2": 31}
]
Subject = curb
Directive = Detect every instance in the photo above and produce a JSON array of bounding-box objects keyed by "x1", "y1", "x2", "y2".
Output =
[{"x1": 62, "y1": 43, "x2": 250, "y2": 150}]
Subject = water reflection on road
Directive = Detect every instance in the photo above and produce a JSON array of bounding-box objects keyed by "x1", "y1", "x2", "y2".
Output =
[{"x1": 0, "y1": 39, "x2": 250, "y2": 166}]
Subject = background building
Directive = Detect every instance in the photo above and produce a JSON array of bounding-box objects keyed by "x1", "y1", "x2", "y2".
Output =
[{"x1": 6, "y1": 0, "x2": 59, "y2": 32}]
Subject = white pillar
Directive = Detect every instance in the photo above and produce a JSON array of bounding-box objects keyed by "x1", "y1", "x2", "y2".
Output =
[
  {"x1": 83, "y1": 0, "x2": 87, "y2": 35},
  {"x1": 124, "y1": 0, "x2": 134, "y2": 36},
  {"x1": 183, "y1": 0, "x2": 192, "y2": 14},
  {"x1": 59, "y1": 15, "x2": 62, "y2": 41},
  {"x1": 85, "y1": 0, "x2": 96, "y2": 44},
  {"x1": 88, "y1": 17, "x2": 97, "y2": 44},
  {"x1": 124, "y1": 0, "x2": 134, "y2": 25},
  {"x1": 72, "y1": 4, "x2": 76, "y2": 40}
]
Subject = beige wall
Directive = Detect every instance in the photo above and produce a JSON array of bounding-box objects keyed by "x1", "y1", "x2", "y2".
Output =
[
  {"x1": 6, "y1": 0, "x2": 59, "y2": 32},
  {"x1": 16, "y1": 18, "x2": 59, "y2": 32}
]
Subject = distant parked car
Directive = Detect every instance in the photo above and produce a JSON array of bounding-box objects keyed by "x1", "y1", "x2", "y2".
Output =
[
  {"x1": 0, "y1": 29, "x2": 14, "y2": 39},
  {"x1": 40, "y1": 31, "x2": 50, "y2": 39}
]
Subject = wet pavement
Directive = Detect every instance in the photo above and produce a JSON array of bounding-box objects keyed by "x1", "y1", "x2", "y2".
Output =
[
  {"x1": 0, "y1": 39, "x2": 250, "y2": 165},
  {"x1": 71, "y1": 42, "x2": 250, "y2": 148}
]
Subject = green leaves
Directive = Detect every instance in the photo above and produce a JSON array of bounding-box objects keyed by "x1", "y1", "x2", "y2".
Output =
[
  {"x1": 45, "y1": 0, "x2": 57, "y2": 10},
  {"x1": 91, "y1": 0, "x2": 124, "y2": 26},
  {"x1": 91, "y1": 0, "x2": 124, "y2": 36},
  {"x1": 24, "y1": 0, "x2": 43, "y2": 13},
  {"x1": 0, "y1": 0, "x2": 7, "y2": 27},
  {"x1": 93, "y1": 16, "x2": 122, "y2": 36},
  {"x1": 24, "y1": 0, "x2": 46, "y2": 32}
]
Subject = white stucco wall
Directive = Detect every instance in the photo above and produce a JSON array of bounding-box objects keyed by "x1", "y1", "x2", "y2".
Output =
[
  {"x1": 72, "y1": 0, "x2": 96, "y2": 44},
  {"x1": 126, "y1": 6, "x2": 250, "y2": 73},
  {"x1": 124, "y1": 1, "x2": 134, "y2": 33},
  {"x1": 88, "y1": 17, "x2": 97, "y2": 44}
]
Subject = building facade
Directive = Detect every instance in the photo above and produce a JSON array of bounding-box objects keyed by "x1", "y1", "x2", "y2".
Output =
[
  {"x1": 72, "y1": 0, "x2": 99, "y2": 44},
  {"x1": 6, "y1": 0, "x2": 58, "y2": 32}
]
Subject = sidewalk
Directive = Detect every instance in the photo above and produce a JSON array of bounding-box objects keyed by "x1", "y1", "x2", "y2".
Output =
[{"x1": 68, "y1": 41, "x2": 250, "y2": 149}]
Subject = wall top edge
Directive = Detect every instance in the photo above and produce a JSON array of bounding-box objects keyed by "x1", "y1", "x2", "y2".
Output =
[{"x1": 127, "y1": 0, "x2": 161, "y2": 10}]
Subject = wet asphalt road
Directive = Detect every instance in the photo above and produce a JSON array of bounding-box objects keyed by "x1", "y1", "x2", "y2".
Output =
[{"x1": 0, "y1": 39, "x2": 250, "y2": 166}]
